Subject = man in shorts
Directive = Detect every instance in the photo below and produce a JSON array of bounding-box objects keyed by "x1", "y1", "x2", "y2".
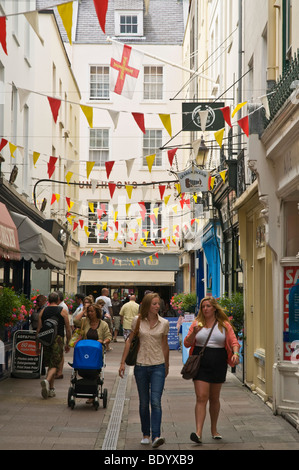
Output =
[{"x1": 36, "y1": 292, "x2": 71, "y2": 399}]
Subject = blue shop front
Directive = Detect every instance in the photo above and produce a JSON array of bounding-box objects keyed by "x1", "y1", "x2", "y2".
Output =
[{"x1": 202, "y1": 221, "x2": 221, "y2": 299}]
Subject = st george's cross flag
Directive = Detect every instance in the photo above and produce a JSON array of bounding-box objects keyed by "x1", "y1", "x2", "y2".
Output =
[{"x1": 110, "y1": 42, "x2": 144, "y2": 99}]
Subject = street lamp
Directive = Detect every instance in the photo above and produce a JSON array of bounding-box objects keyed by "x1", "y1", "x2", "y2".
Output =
[{"x1": 195, "y1": 136, "x2": 209, "y2": 167}]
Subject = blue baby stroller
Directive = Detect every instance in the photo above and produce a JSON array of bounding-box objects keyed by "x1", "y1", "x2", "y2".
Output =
[{"x1": 68, "y1": 340, "x2": 108, "y2": 410}]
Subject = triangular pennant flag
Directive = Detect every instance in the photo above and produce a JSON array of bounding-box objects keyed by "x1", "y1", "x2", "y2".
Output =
[
  {"x1": 174, "y1": 183, "x2": 181, "y2": 195},
  {"x1": 220, "y1": 106, "x2": 232, "y2": 127},
  {"x1": 167, "y1": 148, "x2": 177, "y2": 166},
  {"x1": 84, "y1": 226, "x2": 90, "y2": 237},
  {"x1": 9, "y1": 143, "x2": 17, "y2": 158},
  {"x1": 159, "y1": 185, "x2": 166, "y2": 200},
  {"x1": 24, "y1": 11, "x2": 44, "y2": 43},
  {"x1": 159, "y1": 114, "x2": 172, "y2": 137},
  {"x1": 132, "y1": 112, "x2": 145, "y2": 133},
  {"x1": 79, "y1": 219, "x2": 84, "y2": 228},
  {"x1": 86, "y1": 161, "x2": 95, "y2": 179},
  {"x1": 0, "y1": 16, "x2": 8, "y2": 55},
  {"x1": 214, "y1": 128, "x2": 225, "y2": 148},
  {"x1": 164, "y1": 194, "x2": 171, "y2": 206},
  {"x1": 153, "y1": 207, "x2": 160, "y2": 218},
  {"x1": 232, "y1": 101, "x2": 247, "y2": 118},
  {"x1": 108, "y1": 110, "x2": 120, "y2": 129},
  {"x1": 198, "y1": 110, "x2": 209, "y2": 132},
  {"x1": 33, "y1": 151, "x2": 40, "y2": 167},
  {"x1": 0, "y1": 138, "x2": 8, "y2": 151},
  {"x1": 172, "y1": 205, "x2": 177, "y2": 214},
  {"x1": 126, "y1": 203, "x2": 131, "y2": 215},
  {"x1": 47, "y1": 156, "x2": 57, "y2": 178},
  {"x1": 57, "y1": 1, "x2": 73, "y2": 44},
  {"x1": 108, "y1": 182, "x2": 116, "y2": 198},
  {"x1": 51, "y1": 194, "x2": 57, "y2": 205},
  {"x1": 210, "y1": 176, "x2": 215, "y2": 189},
  {"x1": 219, "y1": 170, "x2": 227, "y2": 182},
  {"x1": 89, "y1": 202, "x2": 94, "y2": 213},
  {"x1": 18, "y1": 88, "x2": 31, "y2": 111},
  {"x1": 93, "y1": 0, "x2": 108, "y2": 34},
  {"x1": 65, "y1": 171, "x2": 73, "y2": 184},
  {"x1": 47, "y1": 96, "x2": 61, "y2": 123},
  {"x1": 73, "y1": 221, "x2": 78, "y2": 231},
  {"x1": 238, "y1": 115, "x2": 249, "y2": 137},
  {"x1": 125, "y1": 185, "x2": 133, "y2": 199},
  {"x1": 125, "y1": 158, "x2": 135, "y2": 177},
  {"x1": 80, "y1": 105, "x2": 93, "y2": 128},
  {"x1": 105, "y1": 160, "x2": 115, "y2": 178},
  {"x1": 146, "y1": 154, "x2": 156, "y2": 173}
]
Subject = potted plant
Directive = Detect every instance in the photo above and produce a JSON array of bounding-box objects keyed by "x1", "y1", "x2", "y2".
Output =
[
  {"x1": 0, "y1": 287, "x2": 29, "y2": 340},
  {"x1": 170, "y1": 292, "x2": 197, "y2": 314},
  {"x1": 217, "y1": 292, "x2": 244, "y2": 338}
]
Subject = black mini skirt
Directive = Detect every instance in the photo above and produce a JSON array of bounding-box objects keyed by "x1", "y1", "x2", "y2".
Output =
[{"x1": 192, "y1": 346, "x2": 228, "y2": 383}]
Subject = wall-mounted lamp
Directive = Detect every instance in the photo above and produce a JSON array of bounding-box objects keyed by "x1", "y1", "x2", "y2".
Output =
[
  {"x1": 40, "y1": 198, "x2": 47, "y2": 212},
  {"x1": 9, "y1": 165, "x2": 18, "y2": 184},
  {"x1": 195, "y1": 136, "x2": 209, "y2": 167}
]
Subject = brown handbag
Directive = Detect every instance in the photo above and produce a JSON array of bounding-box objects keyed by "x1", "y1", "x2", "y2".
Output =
[
  {"x1": 181, "y1": 320, "x2": 217, "y2": 380},
  {"x1": 125, "y1": 315, "x2": 141, "y2": 366}
]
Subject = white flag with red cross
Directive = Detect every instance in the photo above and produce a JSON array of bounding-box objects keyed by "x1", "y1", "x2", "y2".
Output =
[{"x1": 110, "y1": 42, "x2": 144, "y2": 99}]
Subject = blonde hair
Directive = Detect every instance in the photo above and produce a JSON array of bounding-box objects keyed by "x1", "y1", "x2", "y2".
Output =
[
  {"x1": 196, "y1": 296, "x2": 232, "y2": 333},
  {"x1": 139, "y1": 292, "x2": 160, "y2": 320}
]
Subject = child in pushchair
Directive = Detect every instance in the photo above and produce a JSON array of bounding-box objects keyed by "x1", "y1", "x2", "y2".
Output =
[{"x1": 68, "y1": 340, "x2": 108, "y2": 410}]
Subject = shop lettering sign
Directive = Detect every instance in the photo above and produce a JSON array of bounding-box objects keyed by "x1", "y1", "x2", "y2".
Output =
[{"x1": 283, "y1": 267, "x2": 299, "y2": 360}]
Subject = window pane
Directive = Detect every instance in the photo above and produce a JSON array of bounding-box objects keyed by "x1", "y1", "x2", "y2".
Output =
[
  {"x1": 90, "y1": 66, "x2": 110, "y2": 100},
  {"x1": 143, "y1": 130, "x2": 162, "y2": 167},
  {"x1": 90, "y1": 129, "x2": 109, "y2": 167},
  {"x1": 143, "y1": 66, "x2": 163, "y2": 99}
]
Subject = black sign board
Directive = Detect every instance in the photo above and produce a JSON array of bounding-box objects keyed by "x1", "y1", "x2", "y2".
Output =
[
  {"x1": 182, "y1": 102, "x2": 225, "y2": 131},
  {"x1": 11, "y1": 330, "x2": 43, "y2": 378}
]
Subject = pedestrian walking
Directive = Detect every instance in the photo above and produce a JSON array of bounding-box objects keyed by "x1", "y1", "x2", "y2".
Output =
[
  {"x1": 119, "y1": 295, "x2": 139, "y2": 340},
  {"x1": 111, "y1": 291, "x2": 122, "y2": 342},
  {"x1": 55, "y1": 291, "x2": 70, "y2": 379},
  {"x1": 72, "y1": 293, "x2": 85, "y2": 321},
  {"x1": 36, "y1": 292, "x2": 71, "y2": 399},
  {"x1": 119, "y1": 292, "x2": 169, "y2": 449},
  {"x1": 30, "y1": 294, "x2": 47, "y2": 331},
  {"x1": 184, "y1": 296, "x2": 240, "y2": 444}
]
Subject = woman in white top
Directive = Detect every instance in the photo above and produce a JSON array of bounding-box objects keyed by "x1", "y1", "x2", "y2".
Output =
[{"x1": 119, "y1": 292, "x2": 169, "y2": 449}]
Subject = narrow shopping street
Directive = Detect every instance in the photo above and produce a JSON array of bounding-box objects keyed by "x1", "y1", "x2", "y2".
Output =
[{"x1": 1, "y1": 341, "x2": 299, "y2": 452}]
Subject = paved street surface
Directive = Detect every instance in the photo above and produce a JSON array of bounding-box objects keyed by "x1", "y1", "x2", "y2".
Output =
[{"x1": 1, "y1": 340, "x2": 299, "y2": 452}]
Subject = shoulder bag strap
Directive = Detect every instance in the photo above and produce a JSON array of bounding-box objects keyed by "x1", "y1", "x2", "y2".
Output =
[
  {"x1": 133, "y1": 315, "x2": 141, "y2": 337},
  {"x1": 200, "y1": 320, "x2": 217, "y2": 356}
]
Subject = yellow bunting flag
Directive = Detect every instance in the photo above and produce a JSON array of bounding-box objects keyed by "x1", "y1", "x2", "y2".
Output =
[
  {"x1": 55, "y1": 193, "x2": 60, "y2": 202},
  {"x1": 114, "y1": 232, "x2": 118, "y2": 241},
  {"x1": 65, "y1": 171, "x2": 73, "y2": 184},
  {"x1": 102, "y1": 221, "x2": 107, "y2": 231},
  {"x1": 89, "y1": 202, "x2": 94, "y2": 213},
  {"x1": 149, "y1": 255, "x2": 153, "y2": 262},
  {"x1": 219, "y1": 170, "x2": 227, "y2": 182},
  {"x1": 153, "y1": 207, "x2": 160, "y2": 218},
  {"x1": 146, "y1": 154, "x2": 156, "y2": 173},
  {"x1": 136, "y1": 217, "x2": 142, "y2": 227},
  {"x1": 126, "y1": 185, "x2": 133, "y2": 199},
  {"x1": 9, "y1": 143, "x2": 17, "y2": 158},
  {"x1": 114, "y1": 211, "x2": 118, "y2": 222},
  {"x1": 33, "y1": 151, "x2": 40, "y2": 167},
  {"x1": 164, "y1": 194, "x2": 171, "y2": 205},
  {"x1": 174, "y1": 183, "x2": 181, "y2": 195},
  {"x1": 214, "y1": 128, "x2": 225, "y2": 148},
  {"x1": 57, "y1": 1, "x2": 73, "y2": 45},
  {"x1": 210, "y1": 176, "x2": 215, "y2": 189},
  {"x1": 126, "y1": 203, "x2": 131, "y2": 215},
  {"x1": 231, "y1": 101, "x2": 247, "y2": 118},
  {"x1": 80, "y1": 104, "x2": 93, "y2": 128},
  {"x1": 172, "y1": 205, "x2": 177, "y2": 214},
  {"x1": 84, "y1": 226, "x2": 90, "y2": 237},
  {"x1": 86, "y1": 161, "x2": 95, "y2": 179},
  {"x1": 159, "y1": 114, "x2": 172, "y2": 137}
]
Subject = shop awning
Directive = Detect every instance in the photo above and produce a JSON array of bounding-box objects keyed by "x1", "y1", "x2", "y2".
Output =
[
  {"x1": 10, "y1": 211, "x2": 66, "y2": 270},
  {"x1": 0, "y1": 202, "x2": 20, "y2": 261},
  {"x1": 79, "y1": 270, "x2": 176, "y2": 286}
]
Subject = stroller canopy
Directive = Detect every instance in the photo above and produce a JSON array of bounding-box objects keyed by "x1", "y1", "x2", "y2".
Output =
[{"x1": 73, "y1": 340, "x2": 103, "y2": 370}]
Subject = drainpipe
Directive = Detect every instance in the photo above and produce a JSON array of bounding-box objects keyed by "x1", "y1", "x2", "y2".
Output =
[{"x1": 267, "y1": 0, "x2": 277, "y2": 90}]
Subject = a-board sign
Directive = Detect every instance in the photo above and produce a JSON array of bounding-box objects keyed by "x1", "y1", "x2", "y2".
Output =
[{"x1": 11, "y1": 330, "x2": 42, "y2": 378}]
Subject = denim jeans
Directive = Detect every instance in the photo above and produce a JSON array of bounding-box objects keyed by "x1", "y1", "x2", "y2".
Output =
[{"x1": 134, "y1": 363, "x2": 166, "y2": 440}]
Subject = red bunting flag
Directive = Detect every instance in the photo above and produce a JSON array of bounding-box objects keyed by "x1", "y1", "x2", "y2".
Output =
[
  {"x1": 73, "y1": 222, "x2": 78, "y2": 231},
  {"x1": 220, "y1": 106, "x2": 232, "y2": 128},
  {"x1": 47, "y1": 156, "x2": 57, "y2": 178},
  {"x1": 137, "y1": 259, "x2": 140, "y2": 266},
  {"x1": 0, "y1": 138, "x2": 8, "y2": 151},
  {"x1": 238, "y1": 116, "x2": 249, "y2": 137},
  {"x1": 132, "y1": 113, "x2": 145, "y2": 133},
  {"x1": 47, "y1": 97, "x2": 61, "y2": 123},
  {"x1": 93, "y1": 0, "x2": 108, "y2": 34},
  {"x1": 0, "y1": 17, "x2": 7, "y2": 55},
  {"x1": 105, "y1": 160, "x2": 115, "y2": 178},
  {"x1": 151, "y1": 240, "x2": 156, "y2": 247},
  {"x1": 167, "y1": 148, "x2": 177, "y2": 166},
  {"x1": 108, "y1": 182, "x2": 116, "y2": 198},
  {"x1": 159, "y1": 185, "x2": 166, "y2": 200},
  {"x1": 79, "y1": 219, "x2": 84, "y2": 228},
  {"x1": 155, "y1": 252, "x2": 159, "y2": 259},
  {"x1": 51, "y1": 194, "x2": 57, "y2": 205}
]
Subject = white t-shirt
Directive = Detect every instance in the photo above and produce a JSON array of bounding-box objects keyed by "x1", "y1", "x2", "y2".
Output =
[
  {"x1": 95, "y1": 295, "x2": 112, "y2": 315},
  {"x1": 195, "y1": 324, "x2": 226, "y2": 348}
]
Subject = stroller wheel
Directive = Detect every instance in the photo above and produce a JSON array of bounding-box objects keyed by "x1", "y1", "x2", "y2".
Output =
[
  {"x1": 68, "y1": 387, "x2": 75, "y2": 409},
  {"x1": 103, "y1": 388, "x2": 108, "y2": 409},
  {"x1": 94, "y1": 399, "x2": 99, "y2": 411}
]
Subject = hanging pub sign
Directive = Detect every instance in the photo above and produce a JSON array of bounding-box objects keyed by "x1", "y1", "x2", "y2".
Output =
[
  {"x1": 177, "y1": 166, "x2": 210, "y2": 193},
  {"x1": 182, "y1": 102, "x2": 225, "y2": 132},
  {"x1": 11, "y1": 330, "x2": 43, "y2": 378}
]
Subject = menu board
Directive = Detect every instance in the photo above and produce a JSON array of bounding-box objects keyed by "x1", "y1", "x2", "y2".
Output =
[{"x1": 11, "y1": 330, "x2": 42, "y2": 378}]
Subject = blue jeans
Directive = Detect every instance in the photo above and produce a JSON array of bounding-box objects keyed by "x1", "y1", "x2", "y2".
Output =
[{"x1": 134, "y1": 363, "x2": 166, "y2": 441}]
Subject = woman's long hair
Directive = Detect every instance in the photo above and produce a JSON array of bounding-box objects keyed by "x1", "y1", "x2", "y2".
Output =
[
  {"x1": 139, "y1": 292, "x2": 160, "y2": 320},
  {"x1": 196, "y1": 296, "x2": 231, "y2": 332},
  {"x1": 87, "y1": 303, "x2": 102, "y2": 320}
]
